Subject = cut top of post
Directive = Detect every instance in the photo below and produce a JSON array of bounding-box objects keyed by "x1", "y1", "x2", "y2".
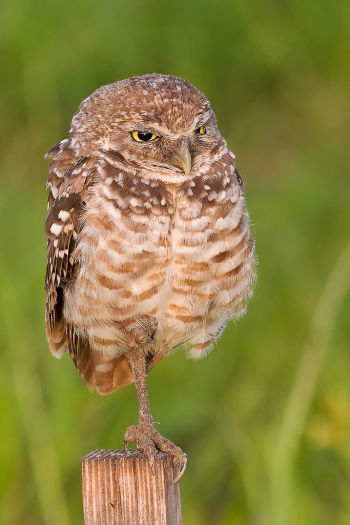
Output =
[{"x1": 82, "y1": 449, "x2": 182, "y2": 525}]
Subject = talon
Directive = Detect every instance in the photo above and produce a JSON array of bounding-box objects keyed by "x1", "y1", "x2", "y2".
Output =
[
  {"x1": 124, "y1": 424, "x2": 137, "y2": 445},
  {"x1": 124, "y1": 423, "x2": 187, "y2": 481},
  {"x1": 172, "y1": 456, "x2": 187, "y2": 484}
]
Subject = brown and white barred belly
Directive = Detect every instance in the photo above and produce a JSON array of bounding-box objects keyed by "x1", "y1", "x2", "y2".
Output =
[{"x1": 64, "y1": 151, "x2": 255, "y2": 363}]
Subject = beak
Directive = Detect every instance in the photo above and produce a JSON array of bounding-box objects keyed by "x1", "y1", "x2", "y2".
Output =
[{"x1": 169, "y1": 141, "x2": 192, "y2": 176}]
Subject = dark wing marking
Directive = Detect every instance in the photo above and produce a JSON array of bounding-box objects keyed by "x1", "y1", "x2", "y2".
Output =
[{"x1": 45, "y1": 140, "x2": 95, "y2": 365}]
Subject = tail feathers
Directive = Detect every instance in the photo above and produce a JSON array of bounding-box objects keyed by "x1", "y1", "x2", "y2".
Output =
[
  {"x1": 94, "y1": 354, "x2": 134, "y2": 395},
  {"x1": 46, "y1": 321, "x2": 67, "y2": 359},
  {"x1": 94, "y1": 351, "x2": 167, "y2": 395},
  {"x1": 66, "y1": 327, "x2": 96, "y2": 391},
  {"x1": 55, "y1": 325, "x2": 168, "y2": 395}
]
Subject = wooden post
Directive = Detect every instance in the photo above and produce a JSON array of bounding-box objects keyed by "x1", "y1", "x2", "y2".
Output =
[{"x1": 81, "y1": 449, "x2": 182, "y2": 525}]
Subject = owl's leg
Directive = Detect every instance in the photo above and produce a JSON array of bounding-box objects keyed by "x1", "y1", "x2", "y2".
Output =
[{"x1": 124, "y1": 344, "x2": 187, "y2": 483}]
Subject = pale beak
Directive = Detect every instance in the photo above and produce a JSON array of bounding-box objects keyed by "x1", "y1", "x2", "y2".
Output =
[{"x1": 170, "y1": 141, "x2": 192, "y2": 176}]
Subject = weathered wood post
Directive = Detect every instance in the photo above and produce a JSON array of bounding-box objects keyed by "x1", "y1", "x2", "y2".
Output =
[{"x1": 82, "y1": 449, "x2": 182, "y2": 524}]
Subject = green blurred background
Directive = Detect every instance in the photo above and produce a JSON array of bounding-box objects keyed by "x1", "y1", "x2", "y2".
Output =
[{"x1": 1, "y1": 1, "x2": 349, "y2": 523}]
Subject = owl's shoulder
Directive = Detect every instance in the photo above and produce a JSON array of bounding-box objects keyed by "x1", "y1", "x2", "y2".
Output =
[{"x1": 92, "y1": 161, "x2": 175, "y2": 217}]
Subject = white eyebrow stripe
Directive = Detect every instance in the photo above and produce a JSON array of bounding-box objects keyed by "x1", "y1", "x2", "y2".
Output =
[
  {"x1": 138, "y1": 124, "x2": 169, "y2": 134},
  {"x1": 129, "y1": 115, "x2": 212, "y2": 137},
  {"x1": 193, "y1": 111, "x2": 212, "y2": 128}
]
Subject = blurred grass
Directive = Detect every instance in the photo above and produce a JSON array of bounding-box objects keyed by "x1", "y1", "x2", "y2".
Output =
[{"x1": 1, "y1": 1, "x2": 350, "y2": 523}]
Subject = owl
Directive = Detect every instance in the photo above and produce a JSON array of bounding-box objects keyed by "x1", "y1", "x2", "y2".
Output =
[{"x1": 45, "y1": 74, "x2": 256, "y2": 480}]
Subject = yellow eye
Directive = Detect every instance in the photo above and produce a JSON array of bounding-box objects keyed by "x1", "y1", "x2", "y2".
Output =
[
  {"x1": 131, "y1": 131, "x2": 157, "y2": 142},
  {"x1": 197, "y1": 125, "x2": 206, "y2": 135}
]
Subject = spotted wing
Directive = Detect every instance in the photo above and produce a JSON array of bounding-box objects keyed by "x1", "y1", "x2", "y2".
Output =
[{"x1": 45, "y1": 139, "x2": 94, "y2": 358}]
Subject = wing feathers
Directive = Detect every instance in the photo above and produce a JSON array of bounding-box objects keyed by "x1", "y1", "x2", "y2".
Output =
[{"x1": 45, "y1": 140, "x2": 89, "y2": 359}]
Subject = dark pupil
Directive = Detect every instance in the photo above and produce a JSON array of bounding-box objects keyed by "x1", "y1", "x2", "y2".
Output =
[{"x1": 138, "y1": 132, "x2": 153, "y2": 141}]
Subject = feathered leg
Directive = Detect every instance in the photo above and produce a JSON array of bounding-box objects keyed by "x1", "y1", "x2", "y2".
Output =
[{"x1": 124, "y1": 335, "x2": 187, "y2": 483}]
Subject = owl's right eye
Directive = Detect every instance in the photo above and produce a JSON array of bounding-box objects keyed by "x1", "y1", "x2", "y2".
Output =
[
  {"x1": 131, "y1": 131, "x2": 158, "y2": 142},
  {"x1": 196, "y1": 125, "x2": 207, "y2": 135}
]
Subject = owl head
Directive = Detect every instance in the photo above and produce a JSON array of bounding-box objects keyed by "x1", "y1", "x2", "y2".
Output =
[{"x1": 70, "y1": 74, "x2": 224, "y2": 181}]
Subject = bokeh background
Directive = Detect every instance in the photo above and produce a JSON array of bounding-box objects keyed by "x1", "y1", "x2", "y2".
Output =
[{"x1": 1, "y1": 1, "x2": 349, "y2": 524}]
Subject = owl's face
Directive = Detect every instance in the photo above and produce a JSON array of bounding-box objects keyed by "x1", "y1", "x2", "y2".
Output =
[{"x1": 71, "y1": 74, "x2": 224, "y2": 180}]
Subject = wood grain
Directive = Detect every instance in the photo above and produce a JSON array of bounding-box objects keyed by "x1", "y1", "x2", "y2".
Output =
[{"x1": 82, "y1": 449, "x2": 182, "y2": 525}]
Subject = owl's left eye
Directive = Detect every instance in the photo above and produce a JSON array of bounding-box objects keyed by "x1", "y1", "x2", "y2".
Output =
[
  {"x1": 131, "y1": 131, "x2": 158, "y2": 142},
  {"x1": 196, "y1": 125, "x2": 206, "y2": 135}
]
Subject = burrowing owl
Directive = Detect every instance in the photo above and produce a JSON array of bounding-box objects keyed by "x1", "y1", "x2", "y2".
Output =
[{"x1": 45, "y1": 74, "x2": 256, "y2": 479}]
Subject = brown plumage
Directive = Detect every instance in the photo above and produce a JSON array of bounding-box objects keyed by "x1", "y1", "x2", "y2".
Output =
[{"x1": 45, "y1": 74, "x2": 256, "y2": 479}]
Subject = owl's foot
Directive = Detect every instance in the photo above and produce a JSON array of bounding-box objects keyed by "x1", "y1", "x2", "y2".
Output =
[
  {"x1": 125, "y1": 344, "x2": 187, "y2": 483},
  {"x1": 124, "y1": 422, "x2": 187, "y2": 483}
]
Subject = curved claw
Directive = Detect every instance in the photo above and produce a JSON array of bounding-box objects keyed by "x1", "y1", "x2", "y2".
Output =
[
  {"x1": 172, "y1": 455, "x2": 187, "y2": 484},
  {"x1": 124, "y1": 424, "x2": 138, "y2": 450}
]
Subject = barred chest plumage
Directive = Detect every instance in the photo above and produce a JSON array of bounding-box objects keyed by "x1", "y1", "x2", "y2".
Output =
[{"x1": 63, "y1": 150, "x2": 254, "y2": 362}]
